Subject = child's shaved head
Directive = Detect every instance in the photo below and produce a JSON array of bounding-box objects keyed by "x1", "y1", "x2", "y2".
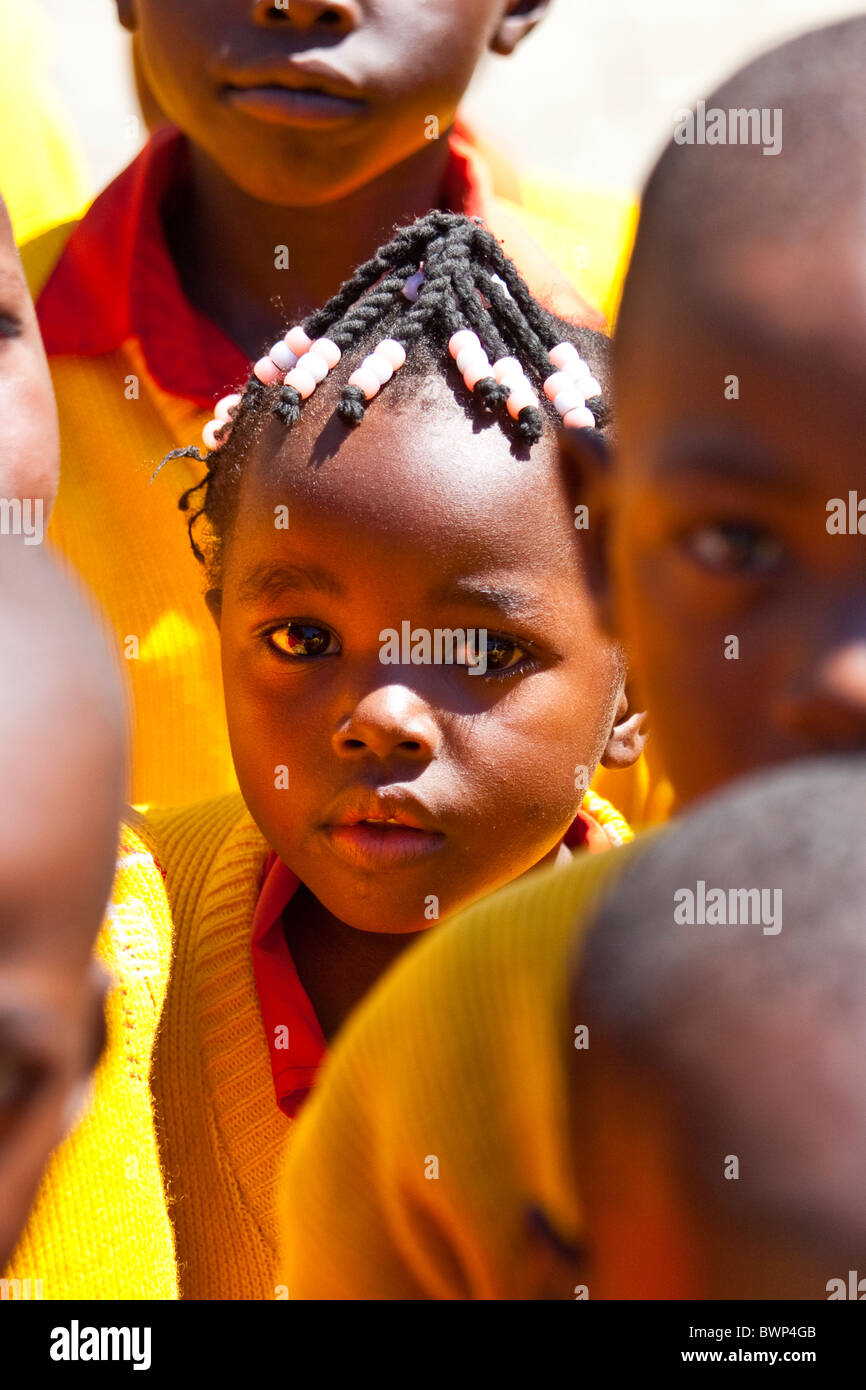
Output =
[
  {"x1": 0, "y1": 539, "x2": 126, "y2": 1269},
  {"x1": 571, "y1": 756, "x2": 866, "y2": 1299},
  {"x1": 618, "y1": 15, "x2": 866, "y2": 359},
  {"x1": 566, "y1": 16, "x2": 866, "y2": 810}
]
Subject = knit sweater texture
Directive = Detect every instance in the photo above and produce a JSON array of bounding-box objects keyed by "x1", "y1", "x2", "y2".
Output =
[{"x1": 3, "y1": 821, "x2": 177, "y2": 1300}]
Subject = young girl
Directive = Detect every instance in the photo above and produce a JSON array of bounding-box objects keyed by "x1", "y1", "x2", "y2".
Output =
[
  {"x1": 31, "y1": 0, "x2": 625, "y2": 808},
  {"x1": 145, "y1": 211, "x2": 645, "y2": 1298}
]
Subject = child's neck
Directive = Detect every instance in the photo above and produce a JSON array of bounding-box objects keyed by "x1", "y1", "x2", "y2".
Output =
[
  {"x1": 283, "y1": 886, "x2": 417, "y2": 1042},
  {"x1": 166, "y1": 137, "x2": 454, "y2": 362}
]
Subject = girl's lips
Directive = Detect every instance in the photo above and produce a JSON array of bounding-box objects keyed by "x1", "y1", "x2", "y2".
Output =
[
  {"x1": 224, "y1": 84, "x2": 366, "y2": 129},
  {"x1": 324, "y1": 822, "x2": 446, "y2": 870}
]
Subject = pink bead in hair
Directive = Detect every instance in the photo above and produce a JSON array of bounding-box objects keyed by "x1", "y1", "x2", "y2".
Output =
[
  {"x1": 348, "y1": 366, "x2": 382, "y2": 401},
  {"x1": 202, "y1": 419, "x2": 228, "y2": 451},
  {"x1": 214, "y1": 393, "x2": 242, "y2": 423},
  {"x1": 506, "y1": 386, "x2": 539, "y2": 420},
  {"x1": 449, "y1": 330, "x2": 480, "y2": 360},
  {"x1": 543, "y1": 371, "x2": 577, "y2": 403},
  {"x1": 549, "y1": 342, "x2": 580, "y2": 370},
  {"x1": 286, "y1": 326, "x2": 313, "y2": 356},
  {"x1": 254, "y1": 356, "x2": 283, "y2": 387},
  {"x1": 463, "y1": 355, "x2": 493, "y2": 391},
  {"x1": 376, "y1": 339, "x2": 406, "y2": 370},
  {"x1": 285, "y1": 367, "x2": 317, "y2": 399},
  {"x1": 312, "y1": 338, "x2": 341, "y2": 369},
  {"x1": 362, "y1": 354, "x2": 394, "y2": 386},
  {"x1": 563, "y1": 406, "x2": 596, "y2": 430},
  {"x1": 296, "y1": 351, "x2": 329, "y2": 383},
  {"x1": 492, "y1": 357, "x2": 522, "y2": 383}
]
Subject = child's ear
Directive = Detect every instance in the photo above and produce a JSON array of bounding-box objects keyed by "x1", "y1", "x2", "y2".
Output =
[
  {"x1": 490, "y1": 1, "x2": 553, "y2": 56},
  {"x1": 205, "y1": 589, "x2": 222, "y2": 629},
  {"x1": 560, "y1": 424, "x2": 617, "y2": 638},
  {"x1": 600, "y1": 686, "x2": 648, "y2": 771}
]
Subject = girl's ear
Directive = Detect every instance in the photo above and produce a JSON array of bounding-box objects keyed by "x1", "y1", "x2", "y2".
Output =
[
  {"x1": 560, "y1": 424, "x2": 617, "y2": 638},
  {"x1": 490, "y1": 1, "x2": 553, "y2": 57},
  {"x1": 205, "y1": 589, "x2": 222, "y2": 629},
  {"x1": 600, "y1": 687, "x2": 648, "y2": 771}
]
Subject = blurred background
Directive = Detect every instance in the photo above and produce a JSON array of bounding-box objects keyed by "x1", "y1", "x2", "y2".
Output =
[{"x1": 4, "y1": 0, "x2": 863, "y2": 244}]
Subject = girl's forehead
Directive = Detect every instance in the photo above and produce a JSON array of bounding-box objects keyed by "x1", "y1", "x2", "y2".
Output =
[
  {"x1": 245, "y1": 384, "x2": 565, "y2": 510},
  {"x1": 229, "y1": 400, "x2": 577, "y2": 581}
]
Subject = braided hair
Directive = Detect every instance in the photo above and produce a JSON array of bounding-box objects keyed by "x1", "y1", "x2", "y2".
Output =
[{"x1": 163, "y1": 211, "x2": 611, "y2": 576}]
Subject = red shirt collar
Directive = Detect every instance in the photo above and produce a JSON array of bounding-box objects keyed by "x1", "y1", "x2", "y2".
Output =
[
  {"x1": 250, "y1": 852, "x2": 326, "y2": 1120},
  {"x1": 251, "y1": 803, "x2": 617, "y2": 1118},
  {"x1": 36, "y1": 124, "x2": 599, "y2": 412}
]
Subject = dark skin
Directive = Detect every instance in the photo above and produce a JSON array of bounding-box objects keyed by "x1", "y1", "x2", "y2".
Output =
[
  {"x1": 116, "y1": 0, "x2": 552, "y2": 358},
  {"x1": 0, "y1": 197, "x2": 59, "y2": 506},
  {"x1": 564, "y1": 239, "x2": 866, "y2": 810},
  {"x1": 0, "y1": 540, "x2": 124, "y2": 1269},
  {"x1": 209, "y1": 381, "x2": 644, "y2": 1037}
]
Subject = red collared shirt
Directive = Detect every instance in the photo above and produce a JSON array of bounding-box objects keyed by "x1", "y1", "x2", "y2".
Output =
[
  {"x1": 251, "y1": 803, "x2": 620, "y2": 1118},
  {"x1": 36, "y1": 125, "x2": 601, "y2": 412}
]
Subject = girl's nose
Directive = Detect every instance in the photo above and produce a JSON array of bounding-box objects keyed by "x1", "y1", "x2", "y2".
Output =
[
  {"x1": 332, "y1": 685, "x2": 440, "y2": 763},
  {"x1": 252, "y1": 0, "x2": 360, "y2": 33}
]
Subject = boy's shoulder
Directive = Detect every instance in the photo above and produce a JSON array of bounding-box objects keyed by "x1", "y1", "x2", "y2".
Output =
[{"x1": 278, "y1": 839, "x2": 643, "y2": 1299}]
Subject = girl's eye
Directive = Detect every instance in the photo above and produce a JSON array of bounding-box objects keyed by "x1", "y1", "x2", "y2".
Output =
[
  {"x1": 468, "y1": 634, "x2": 527, "y2": 672},
  {"x1": 683, "y1": 522, "x2": 784, "y2": 576},
  {"x1": 266, "y1": 622, "x2": 338, "y2": 658}
]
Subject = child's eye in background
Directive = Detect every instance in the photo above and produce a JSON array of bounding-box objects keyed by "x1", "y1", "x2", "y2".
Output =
[
  {"x1": 682, "y1": 522, "x2": 784, "y2": 577},
  {"x1": 266, "y1": 621, "x2": 339, "y2": 659},
  {"x1": 0, "y1": 312, "x2": 22, "y2": 340}
]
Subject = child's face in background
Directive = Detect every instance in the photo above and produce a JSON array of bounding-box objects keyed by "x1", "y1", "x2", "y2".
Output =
[
  {"x1": 0, "y1": 546, "x2": 124, "y2": 1269},
  {"x1": 215, "y1": 382, "x2": 631, "y2": 935},
  {"x1": 0, "y1": 198, "x2": 59, "y2": 509},
  {"x1": 581, "y1": 264, "x2": 866, "y2": 809},
  {"x1": 118, "y1": 1, "x2": 547, "y2": 205}
]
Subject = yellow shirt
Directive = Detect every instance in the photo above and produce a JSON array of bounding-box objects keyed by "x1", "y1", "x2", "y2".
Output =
[
  {"x1": 0, "y1": 2, "x2": 87, "y2": 244},
  {"x1": 3, "y1": 821, "x2": 177, "y2": 1300},
  {"x1": 277, "y1": 840, "x2": 637, "y2": 1299}
]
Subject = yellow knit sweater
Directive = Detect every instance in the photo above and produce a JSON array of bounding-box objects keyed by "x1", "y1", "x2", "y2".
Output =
[
  {"x1": 3, "y1": 821, "x2": 177, "y2": 1300},
  {"x1": 277, "y1": 838, "x2": 640, "y2": 1299},
  {"x1": 145, "y1": 794, "x2": 285, "y2": 1300},
  {"x1": 143, "y1": 790, "x2": 632, "y2": 1299}
]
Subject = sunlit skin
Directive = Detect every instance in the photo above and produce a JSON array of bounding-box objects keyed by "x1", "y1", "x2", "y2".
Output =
[
  {"x1": 565, "y1": 244, "x2": 866, "y2": 811},
  {"x1": 0, "y1": 542, "x2": 125, "y2": 1268},
  {"x1": 117, "y1": 0, "x2": 551, "y2": 355},
  {"x1": 0, "y1": 198, "x2": 59, "y2": 507},
  {"x1": 211, "y1": 381, "x2": 643, "y2": 1035}
]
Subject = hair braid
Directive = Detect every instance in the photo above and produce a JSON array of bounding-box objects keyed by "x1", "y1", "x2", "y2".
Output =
[{"x1": 168, "y1": 212, "x2": 611, "y2": 572}]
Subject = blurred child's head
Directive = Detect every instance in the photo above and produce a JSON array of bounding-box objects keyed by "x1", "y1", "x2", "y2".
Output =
[
  {"x1": 564, "y1": 17, "x2": 866, "y2": 808},
  {"x1": 570, "y1": 756, "x2": 866, "y2": 1299},
  {"x1": 0, "y1": 191, "x2": 59, "y2": 511},
  {"x1": 169, "y1": 212, "x2": 644, "y2": 935},
  {"x1": 0, "y1": 541, "x2": 126, "y2": 1268},
  {"x1": 117, "y1": 1, "x2": 551, "y2": 205}
]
